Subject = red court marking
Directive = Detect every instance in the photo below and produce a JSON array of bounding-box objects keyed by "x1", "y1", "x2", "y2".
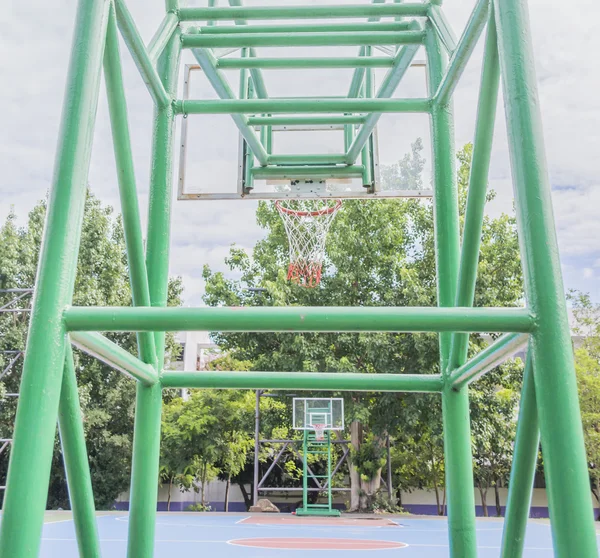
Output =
[
  {"x1": 239, "y1": 516, "x2": 398, "y2": 527},
  {"x1": 229, "y1": 538, "x2": 408, "y2": 550}
]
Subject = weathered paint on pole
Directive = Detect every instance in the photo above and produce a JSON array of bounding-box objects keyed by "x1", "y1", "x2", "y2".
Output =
[
  {"x1": 426, "y1": 23, "x2": 478, "y2": 557},
  {"x1": 58, "y1": 345, "x2": 101, "y2": 558},
  {"x1": 0, "y1": 0, "x2": 109, "y2": 555},
  {"x1": 494, "y1": 0, "x2": 599, "y2": 554}
]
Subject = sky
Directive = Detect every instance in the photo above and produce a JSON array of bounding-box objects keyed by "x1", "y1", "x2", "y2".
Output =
[{"x1": 1, "y1": 0, "x2": 599, "y2": 306}]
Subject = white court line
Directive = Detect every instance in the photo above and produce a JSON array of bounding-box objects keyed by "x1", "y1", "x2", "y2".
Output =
[{"x1": 235, "y1": 516, "x2": 251, "y2": 524}]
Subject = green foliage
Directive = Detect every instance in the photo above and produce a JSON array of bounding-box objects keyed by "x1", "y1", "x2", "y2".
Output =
[
  {"x1": 186, "y1": 503, "x2": 213, "y2": 512},
  {"x1": 0, "y1": 191, "x2": 183, "y2": 509}
]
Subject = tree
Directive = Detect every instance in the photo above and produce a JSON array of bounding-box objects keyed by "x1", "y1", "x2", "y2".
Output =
[
  {"x1": 569, "y1": 291, "x2": 600, "y2": 517},
  {"x1": 202, "y1": 140, "x2": 524, "y2": 511},
  {"x1": 0, "y1": 192, "x2": 183, "y2": 509}
]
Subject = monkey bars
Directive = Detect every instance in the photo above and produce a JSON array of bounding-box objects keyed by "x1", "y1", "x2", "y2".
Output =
[{"x1": 0, "y1": 1, "x2": 597, "y2": 558}]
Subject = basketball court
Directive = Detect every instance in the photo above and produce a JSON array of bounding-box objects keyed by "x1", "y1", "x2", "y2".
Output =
[{"x1": 31, "y1": 512, "x2": 586, "y2": 557}]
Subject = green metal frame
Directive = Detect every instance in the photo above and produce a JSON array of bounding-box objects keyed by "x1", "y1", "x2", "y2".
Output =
[{"x1": 0, "y1": 0, "x2": 597, "y2": 557}]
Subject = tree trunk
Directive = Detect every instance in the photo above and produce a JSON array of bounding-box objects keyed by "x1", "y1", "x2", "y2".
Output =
[
  {"x1": 167, "y1": 478, "x2": 172, "y2": 512},
  {"x1": 224, "y1": 473, "x2": 231, "y2": 512},
  {"x1": 433, "y1": 476, "x2": 441, "y2": 515},
  {"x1": 359, "y1": 469, "x2": 382, "y2": 510},
  {"x1": 237, "y1": 482, "x2": 252, "y2": 511},
  {"x1": 478, "y1": 484, "x2": 488, "y2": 517},
  {"x1": 348, "y1": 421, "x2": 362, "y2": 511},
  {"x1": 494, "y1": 483, "x2": 502, "y2": 517}
]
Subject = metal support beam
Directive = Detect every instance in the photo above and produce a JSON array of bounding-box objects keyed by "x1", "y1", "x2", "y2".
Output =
[
  {"x1": 160, "y1": 371, "x2": 444, "y2": 392},
  {"x1": 114, "y1": 0, "x2": 170, "y2": 108},
  {"x1": 178, "y1": 4, "x2": 431, "y2": 21},
  {"x1": 448, "y1": 10, "x2": 500, "y2": 373},
  {"x1": 257, "y1": 442, "x2": 289, "y2": 488},
  {"x1": 247, "y1": 115, "x2": 367, "y2": 126},
  {"x1": 218, "y1": 57, "x2": 396, "y2": 70},
  {"x1": 175, "y1": 98, "x2": 431, "y2": 114},
  {"x1": 253, "y1": 390, "x2": 261, "y2": 506},
  {"x1": 448, "y1": 332, "x2": 529, "y2": 390},
  {"x1": 428, "y1": 5, "x2": 457, "y2": 55},
  {"x1": 147, "y1": 11, "x2": 179, "y2": 65},
  {"x1": 426, "y1": 21, "x2": 478, "y2": 557},
  {"x1": 494, "y1": 0, "x2": 599, "y2": 554},
  {"x1": 126, "y1": 22, "x2": 181, "y2": 558},
  {"x1": 346, "y1": 25, "x2": 421, "y2": 163},
  {"x1": 0, "y1": 0, "x2": 109, "y2": 554},
  {"x1": 200, "y1": 22, "x2": 412, "y2": 35},
  {"x1": 190, "y1": 45, "x2": 269, "y2": 166},
  {"x1": 182, "y1": 30, "x2": 425, "y2": 49},
  {"x1": 69, "y1": 332, "x2": 158, "y2": 386},
  {"x1": 64, "y1": 306, "x2": 535, "y2": 333},
  {"x1": 500, "y1": 351, "x2": 539, "y2": 558},
  {"x1": 58, "y1": 345, "x2": 101, "y2": 558},
  {"x1": 434, "y1": 0, "x2": 489, "y2": 106}
]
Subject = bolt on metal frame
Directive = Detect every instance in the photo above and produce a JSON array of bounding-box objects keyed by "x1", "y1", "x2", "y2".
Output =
[{"x1": 0, "y1": 1, "x2": 597, "y2": 557}]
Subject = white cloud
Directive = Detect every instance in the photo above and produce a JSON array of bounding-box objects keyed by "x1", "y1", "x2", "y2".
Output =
[{"x1": 1, "y1": 0, "x2": 599, "y2": 303}]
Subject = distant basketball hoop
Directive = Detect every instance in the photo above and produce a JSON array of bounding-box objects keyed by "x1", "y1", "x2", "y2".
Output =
[{"x1": 275, "y1": 199, "x2": 342, "y2": 288}]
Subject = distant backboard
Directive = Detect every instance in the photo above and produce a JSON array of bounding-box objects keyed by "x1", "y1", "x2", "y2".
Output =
[{"x1": 293, "y1": 398, "x2": 344, "y2": 431}]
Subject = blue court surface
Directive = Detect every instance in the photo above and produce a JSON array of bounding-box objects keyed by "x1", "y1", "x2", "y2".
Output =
[{"x1": 24, "y1": 512, "x2": 600, "y2": 557}]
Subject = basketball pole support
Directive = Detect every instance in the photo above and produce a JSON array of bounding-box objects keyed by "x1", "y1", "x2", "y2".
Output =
[{"x1": 0, "y1": 1, "x2": 598, "y2": 557}]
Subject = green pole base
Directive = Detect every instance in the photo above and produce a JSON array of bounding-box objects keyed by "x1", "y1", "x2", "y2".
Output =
[{"x1": 295, "y1": 508, "x2": 341, "y2": 517}]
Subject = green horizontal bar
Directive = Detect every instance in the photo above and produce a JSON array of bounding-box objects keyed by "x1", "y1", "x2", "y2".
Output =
[
  {"x1": 268, "y1": 154, "x2": 348, "y2": 166},
  {"x1": 448, "y1": 332, "x2": 529, "y2": 390},
  {"x1": 218, "y1": 57, "x2": 395, "y2": 70},
  {"x1": 182, "y1": 31, "x2": 425, "y2": 49},
  {"x1": 160, "y1": 371, "x2": 443, "y2": 392},
  {"x1": 69, "y1": 331, "x2": 158, "y2": 386},
  {"x1": 251, "y1": 165, "x2": 364, "y2": 180},
  {"x1": 64, "y1": 306, "x2": 535, "y2": 333},
  {"x1": 248, "y1": 115, "x2": 367, "y2": 126},
  {"x1": 179, "y1": 4, "x2": 431, "y2": 21},
  {"x1": 200, "y1": 22, "x2": 412, "y2": 35},
  {"x1": 175, "y1": 98, "x2": 431, "y2": 115}
]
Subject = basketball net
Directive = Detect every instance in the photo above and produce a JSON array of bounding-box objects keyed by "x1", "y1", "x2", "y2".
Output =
[
  {"x1": 275, "y1": 200, "x2": 342, "y2": 288},
  {"x1": 313, "y1": 423, "x2": 326, "y2": 441}
]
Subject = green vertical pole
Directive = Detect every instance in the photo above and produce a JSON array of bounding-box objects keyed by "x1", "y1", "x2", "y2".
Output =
[
  {"x1": 494, "y1": 0, "x2": 598, "y2": 555},
  {"x1": 425, "y1": 24, "x2": 478, "y2": 558},
  {"x1": 0, "y1": 0, "x2": 108, "y2": 555},
  {"x1": 360, "y1": 46, "x2": 374, "y2": 188},
  {"x1": 58, "y1": 345, "x2": 101, "y2": 558},
  {"x1": 126, "y1": 22, "x2": 181, "y2": 558},
  {"x1": 103, "y1": 4, "x2": 157, "y2": 367},
  {"x1": 500, "y1": 351, "x2": 539, "y2": 558},
  {"x1": 327, "y1": 432, "x2": 332, "y2": 512},
  {"x1": 302, "y1": 430, "x2": 309, "y2": 510}
]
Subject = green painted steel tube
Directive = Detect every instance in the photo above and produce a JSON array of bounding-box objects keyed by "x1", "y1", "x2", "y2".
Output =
[
  {"x1": 127, "y1": 28, "x2": 181, "y2": 558},
  {"x1": 70, "y1": 332, "x2": 158, "y2": 385},
  {"x1": 114, "y1": 0, "x2": 170, "y2": 108},
  {"x1": 179, "y1": 4, "x2": 431, "y2": 21},
  {"x1": 500, "y1": 351, "x2": 539, "y2": 558},
  {"x1": 346, "y1": 26, "x2": 420, "y2": 163},
  {"x1": 268, "y1": 154, "x2": 348, "y2": 166},
  {"x1": 252, "y1": 165, "x2": 364, "y2": 180},
  {"x1": 494, "y1": 0, "x2": 599, "y2": 555},
  {"x1": 58, "y1": 345, "x2": 101, "y2": 558},
  {"x1": 248, "y1": 115, "x2": 367, "y2": 126},
  {"x1": 147, "y1": 11, "x2": 179, "y2": 64},
  {"x1": 181, "y1": 31, "x2": 425, "y2": 49},
  {"x1": 190, "y1": 45, "x2": 269, "y2": 165},
  {"x1": 426, "y1": 23, "x2": 478, "y2": 558},
  {"x1": 199, "y1": 22, "x2": 412, "y2": 35},
  {"x1": 360, "y1": 51, "x2": 374, "y2": 186},
  {"x1": 218, "y1": 57, "x2": 395, "y2": 70},
  {"x1": 161, "y1": 371, "x2": 444, "y2": 392},
  {"x1": 104, "y1": 6, "x2": 158, "y2": 368},
  {"x1": 448, "y1": 332, "x2": 529, "y2": 390},
  {"x1": 175, "y1": 98, "x2": 431, "y2": 115},
  {"x1": 0, "y1": 0, "x2": 109, "y2": 555},
  {"x1": 64, "y1": 306, "x2": 535, "y2": 333},
  {"x1": 448, "y1": 11, "x2": 500, "y2": 373},
  {"x1": 434, "y1": 0, "x2": 489, "y2": 107},
  {"x1": 428, "y1": 5, "x2": 457, "y2": 54}
]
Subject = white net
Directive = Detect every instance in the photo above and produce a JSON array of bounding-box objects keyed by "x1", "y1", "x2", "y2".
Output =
[
  {"x1": 275, "y1": 199, "x2": 342, "y2": 288},
  {"x1": 313, "y1": 423, "x2": 326, "y2": 441}
]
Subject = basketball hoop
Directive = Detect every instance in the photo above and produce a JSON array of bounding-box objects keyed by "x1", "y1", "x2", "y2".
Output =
[
  {"x1": 275, "y1": 199, "x2": 342, "y2": 288},
  {"x1": 313, "y1": 423, "x2": 326, "y2": 441}
]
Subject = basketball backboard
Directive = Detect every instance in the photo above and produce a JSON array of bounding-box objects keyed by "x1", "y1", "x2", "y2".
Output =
[{"x1": 293, "y1": 398, "x2": 344, "y2": 431}]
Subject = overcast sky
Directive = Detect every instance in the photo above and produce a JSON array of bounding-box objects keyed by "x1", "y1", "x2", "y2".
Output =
[{"x1": 1, "y1": 0, "x2": 598, "y2": 305}]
